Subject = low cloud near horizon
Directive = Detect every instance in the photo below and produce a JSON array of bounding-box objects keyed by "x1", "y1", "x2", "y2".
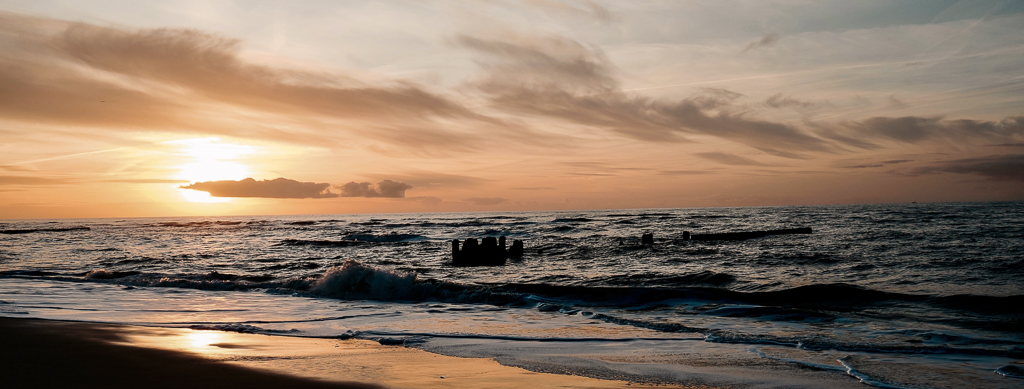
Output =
[
  {"x1": 337, "y1": 180, "x2": 414, "y2": 198},
  {"x1": 181, "y1": 178, "x2": 337, "y2": 198}
]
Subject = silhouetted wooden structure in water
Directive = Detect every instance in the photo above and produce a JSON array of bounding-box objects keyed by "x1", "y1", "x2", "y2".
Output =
[
  {"x1": 452, "y1": 236, "x2": 523, "y2": 266},
  {"x1": 641, "y1": 233, "x2": 654, "y2": 245}
]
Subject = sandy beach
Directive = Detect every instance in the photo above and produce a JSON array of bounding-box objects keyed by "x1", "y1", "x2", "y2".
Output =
[{"x1": 0, "y1": 317, "x2": 689, "y2": 389}]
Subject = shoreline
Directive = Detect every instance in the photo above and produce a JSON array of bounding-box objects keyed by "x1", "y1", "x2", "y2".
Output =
[{"x1": 0, "y1": 317, "x2": 690, "y2": 389}]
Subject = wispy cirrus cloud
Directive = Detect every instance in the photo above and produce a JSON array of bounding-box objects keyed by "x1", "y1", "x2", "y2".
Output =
[
  {"x1": 763, "y1": 93, "x2": 817, "y2": 109},
  {"x1": 363, "y1": 171, "x2": 488, "y2": 189},
  {"x1": 0, "y1": 12, "x2": 497, "y2": 151},
  {"x1": 742, "y1": 33, "x2": 779, "y2": 53},
  {"x1": 0, "y1": 176, "x2": 69, "y2": 185},
  {"x1": 5, "y1": 11, "x2": 1022, "y2": 162},
  {"x1": 459, "y1": 34, "x2": 834, "y2": 158},
  {"x1": 524, "y1": 0, "x2": 617, "y2": 23},
  {"x1": 694, "y1": 152, "x2": 771, "y2": 166}
]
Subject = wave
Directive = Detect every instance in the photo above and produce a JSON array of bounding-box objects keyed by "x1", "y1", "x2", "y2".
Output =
[
  {"x1": 996, "y1": 365, "x2": 1024, "y2": 379},
  {"x1": 276, "y1": 233, "x2": 428, "y2": 247},
  {"x1": 353, "y1": 219, "x2": 388, "y2": 225},
  {"x1": 586, "y1": 271, "x2": 737, "y2": 287},
  {"x1": 1, "y1": 226, "x2": 90, "y2": 234},
  {"x1": 188, "y1": 323, "x2": 300, "y2": 335},
  {"x1": 551, "y1": 217, "x2": 592, "y2": 223},
  {"x1": 308, "y1": 260, "x2": 524, "y2": 305},
  {"x1": 5, "y1": 262, "x2": 1022, "y2": 328},
  {"x1": 310, "y1": 260, "x2": 424, "y2": 301},
  {"x1": 158, "y1": 221, "x2": 243, "y2": 227},
  {"x1": 279, "y1": 239, "x2": 365, "y2": 247},
  {"x1": 84, "y1": 270, "x2": 141, "y2": 280},
  {"x1": 341, "y1": 233, "x2": 428, "y2": 243}
]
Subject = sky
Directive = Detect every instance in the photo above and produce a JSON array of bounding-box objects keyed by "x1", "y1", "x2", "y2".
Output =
[{"x1": 1, "y1": 0, "x2": 1022, "y2": 219}]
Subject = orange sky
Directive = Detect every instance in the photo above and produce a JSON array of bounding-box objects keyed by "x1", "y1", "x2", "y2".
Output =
[{"x1": 1, "y1": 1, "x2": 1023, "y2": 219}]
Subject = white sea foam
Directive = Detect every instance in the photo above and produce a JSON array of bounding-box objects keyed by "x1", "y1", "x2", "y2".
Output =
[{"x1": 311, "y1": 260, "x2": 425, "y2": 301}]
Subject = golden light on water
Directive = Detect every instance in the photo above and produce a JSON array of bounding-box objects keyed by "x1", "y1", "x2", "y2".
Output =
[{"x1": 171, "y1": 138, "x2": 256, "y2": 203}]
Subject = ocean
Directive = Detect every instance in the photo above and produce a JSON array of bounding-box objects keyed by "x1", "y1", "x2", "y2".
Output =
[{"x1": 2, "y1": 202, "x2": 1022, "y2": 388}]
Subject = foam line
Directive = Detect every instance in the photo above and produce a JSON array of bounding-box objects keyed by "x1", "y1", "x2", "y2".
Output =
[{"x1": 838, "y1": 356, "x2": 908, "y2": 389}]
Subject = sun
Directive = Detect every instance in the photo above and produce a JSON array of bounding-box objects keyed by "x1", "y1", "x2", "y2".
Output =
[{"x1": 170, "y1": 138, "x2": 256, "y2": 203}]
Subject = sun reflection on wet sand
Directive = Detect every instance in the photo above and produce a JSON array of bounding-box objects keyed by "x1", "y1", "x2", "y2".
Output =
[
  {"x1": 112, "y1": 326, "x2": 675, "y2": 388},
  {"x1": 187, "y1": 330, "x2": 223, "y2": 350},
  {"x1": 117, "y1": 327, "x2": 260, "y2": 357}
]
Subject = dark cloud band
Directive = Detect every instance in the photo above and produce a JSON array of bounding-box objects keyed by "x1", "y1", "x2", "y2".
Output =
[
  {"x1": 337, "y1": 180, "x2": 413, "y2": 198},
  {"x1": 180, "y1": 178, "x2": 338, "y2": 198}
]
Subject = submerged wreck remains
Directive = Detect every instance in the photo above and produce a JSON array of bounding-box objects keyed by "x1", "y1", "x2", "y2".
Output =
[{"x1": 452, "y1": 236, "x2": 523, "y2": 267}]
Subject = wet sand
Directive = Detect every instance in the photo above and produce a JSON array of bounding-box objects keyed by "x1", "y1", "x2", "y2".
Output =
[{"x1": 0, "y1": 318, "x2": 693, "y2": 389}]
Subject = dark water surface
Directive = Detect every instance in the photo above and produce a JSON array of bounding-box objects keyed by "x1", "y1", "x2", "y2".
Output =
[{"x1": 2, "y1": 202, "x2": 1022, "y2": 387}]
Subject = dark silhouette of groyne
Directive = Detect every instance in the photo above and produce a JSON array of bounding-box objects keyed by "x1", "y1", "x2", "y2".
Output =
[{"x1": 452, "y1": 236, "x2": 523, "y2": 266}]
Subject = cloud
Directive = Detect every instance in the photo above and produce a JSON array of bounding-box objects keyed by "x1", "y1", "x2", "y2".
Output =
[
  {"x1": 337, "y1": 180, "x2": 413, "y2": 198},
  {"x1": 658, "y1": 170, "x2": 714, "y2": 175},
  {"x1": 460, "y1": 34, "x2": 833, "y2": 157},
  {"x1": 0, "y1": 165, "x2": 32, "y2": 172},
  {"x1": 180, "y1": 177, "x2": 338, "y2": 198},
  {"x1": 464, "y1": 197, "x2": 509, "y2": 206},
  {"x1": 693, "y1": 152, "x2": 770, "y2": 166},
  {"x1": 364, "y1": 171, "x2": 487, "y2": 189},
  {"x1": 886, "y1": 95, "x2": 910, "y2": 110},
  {"x1": 562, "y1": 161, "x2": 648, "y2": 171},
  {"x1": 763, "y1": 93, "x2": 816, "y2": 109},
  {"x1": 742, "y1": 33, "x2": 779, "y2": 52},
  {"x1": 458, "y1": 34, "x2": 618, "y2": 93},
  {"x1": 0, "y1": 12, "x2": 495, "y2": 150},
  {"x1": 819, "y1": 116, "x2": 1024, "y2": 149},
  {"x1": 560, "y1": 161, "x2": 648, "y2": 176},
  {"x1": 103, "y1": 179, "x2": 191, "y2": 184},
  {"x1": 841, "y1": 159, "x2": 912, "y2": 169},
  {"x1": 524, "y1": 0, "x2": 617, "y2": 23},
  {"x1": 54, "y1": 23, "x2": 474, "y2": 120},
  {"x1": 460, "y1": 31, "x2": 1024, "y2": 158},
  {"x1": 911, "y1": 154, "x2": 1024, "y2": 181},
  {"x1": 0, "y1": 176, "x2": 68, "y2": 185}
]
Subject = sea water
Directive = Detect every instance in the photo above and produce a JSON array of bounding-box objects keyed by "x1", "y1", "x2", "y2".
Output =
[{"x1": 1, "y1": 202, "x2": 1022, "y2": 387}]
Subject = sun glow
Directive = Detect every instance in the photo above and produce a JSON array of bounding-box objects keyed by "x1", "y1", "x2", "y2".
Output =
[{"x1": 171, "y1": 138, "x2": 256, "y2": 203}]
